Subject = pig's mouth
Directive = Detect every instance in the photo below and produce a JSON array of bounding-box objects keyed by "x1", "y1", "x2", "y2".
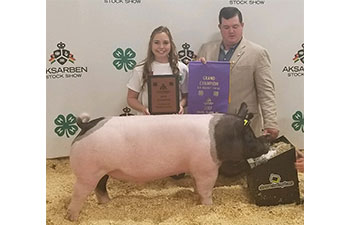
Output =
[
  {"x1": 263, "y1": 142, "x2": 271, "y2": 153},
  {"x1": 246, "y1": 143, "x2": 270, "y2": 159}
]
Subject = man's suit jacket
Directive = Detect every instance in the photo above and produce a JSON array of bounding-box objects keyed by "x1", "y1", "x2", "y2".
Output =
[{"x1": 197, "y1": 37, "x2": 278, "y2": 136}]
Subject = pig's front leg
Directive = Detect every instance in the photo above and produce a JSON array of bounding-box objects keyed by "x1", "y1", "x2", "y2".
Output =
[{"x1": 192, "y1": 169, "x2": 218, "y2": 205}]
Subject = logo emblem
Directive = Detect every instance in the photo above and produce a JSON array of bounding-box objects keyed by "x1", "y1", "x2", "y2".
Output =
[
  {"x1": 49, "y1": 42, "x2": 76, "y2": 65},
  {"x1": 281, "y1": 43, "x2": 304, "y2": 77},
  {"x1": 119, "y1": 107, "x2": 134, "y2": 116},
  {"x1": 54, "y1": 114, "x2": 79, "y2": 138},
  {"x1": 269, "y1": 173, "x2": 281, "y2": 184},
  {"x1": 160, "y1": 83, "x2": 167, "y2": 90},
  {"x1": 178, "y1": 43, "x2": 196, "y2": 65},
  {"x1": 292, "y1": 111, "x2": 304, "y2": 133},
  {"x1": 293, "y1": 43, "x2": 304, "y2": 64},
  {"x1": 113, "y1": 48, "x2": 137, "y2": 72},
  {"x1": 258, "y1": 173, "x2": 294, "y2": 191}
]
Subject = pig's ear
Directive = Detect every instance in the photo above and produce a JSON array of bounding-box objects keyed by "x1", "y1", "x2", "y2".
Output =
[
  {"x1": 246, "y1": 113, "x2": 254, "y2": 120},
  {"x1": 243, "y1": 113, "x2": 254, "y2": 126},
  {"x1": 237, "y1": 102, "x2": 248, "y2": 118}
]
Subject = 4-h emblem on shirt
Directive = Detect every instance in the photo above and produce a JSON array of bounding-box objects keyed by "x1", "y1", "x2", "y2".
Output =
[
  {"x1": 178, "y1": 43, "x2": 196, "y2": 65},
  {"x1": 291, "y1": 110, "x2": 304, "y2": 133},
  {"x1": 54, "y1": 113, "x2": 79, "y2": 138},
  {"x1": 113, "y1": 48, "x2": 137, "y2": 72},
  {"x1": 49, "y1": 42, "x2": 76, "y2": 65}
]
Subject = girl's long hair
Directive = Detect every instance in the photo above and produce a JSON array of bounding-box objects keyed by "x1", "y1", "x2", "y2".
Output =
[{"x1": 140, "y1": 26, "x2": 179, "y2": 88}]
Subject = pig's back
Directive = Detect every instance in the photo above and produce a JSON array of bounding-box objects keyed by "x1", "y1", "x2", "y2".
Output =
[{"x1": 92, "y1": 114, "x2": 213, "y2": 157}]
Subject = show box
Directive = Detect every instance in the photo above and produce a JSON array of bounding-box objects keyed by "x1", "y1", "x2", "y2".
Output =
[{"x1": 246, "y1": 136, "x2": 301, "y2": 206}]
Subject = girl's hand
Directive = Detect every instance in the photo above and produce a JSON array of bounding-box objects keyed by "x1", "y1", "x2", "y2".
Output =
[
  {"x1": 177, "y1": 105, "x2": 185, "y2": 114},
  {"x1": 143, "y1": 107, "x2": 150, "y2": 115}
]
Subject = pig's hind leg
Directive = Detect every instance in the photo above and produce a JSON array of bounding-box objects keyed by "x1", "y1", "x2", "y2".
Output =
[
  {"x1": 95, "y1": 174, "x2": 110, "y2": 204},
  {"x1": 66, "y1": 178, "x2": 99, "y2": 221}
]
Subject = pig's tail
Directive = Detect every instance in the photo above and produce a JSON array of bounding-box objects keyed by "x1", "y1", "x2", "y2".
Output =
[{"x1": 76, "y1": 113, "x2": 90, "y2": 128}]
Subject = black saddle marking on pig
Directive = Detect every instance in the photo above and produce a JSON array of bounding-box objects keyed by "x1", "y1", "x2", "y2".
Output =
[
  {"x1": 72, "y1": 117, "x2": 109, "y2": 145},
  {"x1": 214, "y1": 102, "x2": 269, "y2": 165},
  {"x1": 219, "y1": 160, "x2": 250, "y2": 177},
  {"x1": 76, "y1": 117, "x2": 105, "y2": 136},
  {"x1": 214, "y1": 115, "x2": 245, "y2": 163}
]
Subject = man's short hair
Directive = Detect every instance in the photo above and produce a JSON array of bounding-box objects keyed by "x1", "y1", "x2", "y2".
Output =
[{"x1": 219, "y1": 7, "x2": 243, "y2": 24}]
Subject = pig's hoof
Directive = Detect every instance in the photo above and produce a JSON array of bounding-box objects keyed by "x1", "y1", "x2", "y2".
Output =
[
  {"x1": 96, "y1": 194, "x2": 110, "y2": 204},
  {"x1": 65, "y1": 209, "x2": 79, "y2": 221},
  {"x1": 200, "y1": 198, "x2": 213, "y2": 205},
  {"x1": 98, "y1": 196, "x2": 110, "y2": 204}
]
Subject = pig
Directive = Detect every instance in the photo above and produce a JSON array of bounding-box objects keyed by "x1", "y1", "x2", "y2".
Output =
[{"x1": 66, "y1": 102, "x2": 269, "y2": 221}]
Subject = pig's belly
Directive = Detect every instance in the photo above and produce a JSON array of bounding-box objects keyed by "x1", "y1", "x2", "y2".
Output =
[
  {"x1": 105, "y1": 146, "x2": 213, "y2": 183},
  {"x1": 107, "y1": 165, "x2": 187, "y2": 183},
  {"x1": 106, "y1": 150, "x2": 196, "y2": 182}
]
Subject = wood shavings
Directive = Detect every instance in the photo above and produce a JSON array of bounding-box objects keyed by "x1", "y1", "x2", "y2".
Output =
[
  {"x1": 47, "y1": 158, "x2": 303, "y2": 224},
  {"x1": 247, "y1": 142, "x2": 293, "y2": 168}
]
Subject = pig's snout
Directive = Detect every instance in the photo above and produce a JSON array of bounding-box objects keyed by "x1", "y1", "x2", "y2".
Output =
[
  {"x1": 245, "y1": 135, "x2": 270, "y2": 158},
  {"x1": 257, "y1": 135, "x2": 270, "y2": 155}
]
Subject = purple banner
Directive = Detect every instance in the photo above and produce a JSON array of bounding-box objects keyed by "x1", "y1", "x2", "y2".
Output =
[{"x1": 188, "y1": 61, "x2": 230, "y2": 114}]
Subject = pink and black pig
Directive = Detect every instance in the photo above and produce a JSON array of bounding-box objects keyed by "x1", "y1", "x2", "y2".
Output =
[{"x1": 66, "y1": 102, "x2": 269, "y2": 221}]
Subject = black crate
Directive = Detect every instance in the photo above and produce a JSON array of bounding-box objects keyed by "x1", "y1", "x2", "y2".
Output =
[{"x1": 247, "y1": 136, "x2": 301, "y2": 206}]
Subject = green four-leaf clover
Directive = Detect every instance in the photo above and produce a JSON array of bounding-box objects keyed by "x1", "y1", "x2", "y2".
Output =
[
  {"x1": 54, "y1": 114, "x2": 79, "y2": 138},
  {"x1": 113, "y1": 48, "x2": 136, "y2": 72},
  {"x1": 291, "y1": 111, "x2": 304, "y2": 133}
]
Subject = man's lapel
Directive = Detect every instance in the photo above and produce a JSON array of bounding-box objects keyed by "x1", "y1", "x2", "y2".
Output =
[{"x1": 229, "y1": 37, "x2": 246, "y2": 69}]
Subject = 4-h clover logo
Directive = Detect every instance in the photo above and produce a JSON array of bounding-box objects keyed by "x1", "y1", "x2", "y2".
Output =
[
  {"x1": 54, "y1": 113, "x2": 79, "y2": 138},
  {"x1": 113, "y1": 48, "x2": 136, "y2": 72},
  {"x1": 292, "y1": 111, "x2": 304, "y2": 133}
]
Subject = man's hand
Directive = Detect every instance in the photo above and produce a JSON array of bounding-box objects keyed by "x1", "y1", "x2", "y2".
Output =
[
  {"x1": 198, "y1": 57, "x2": 207, "y2": 64},
  {"x1": 263, "y1": 128, "x2": 279, "y2": 140}
]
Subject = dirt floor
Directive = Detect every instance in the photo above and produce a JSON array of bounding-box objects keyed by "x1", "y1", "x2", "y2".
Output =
[{"x1": 46, "y1": 158, "x2": 304, "y2": 225}]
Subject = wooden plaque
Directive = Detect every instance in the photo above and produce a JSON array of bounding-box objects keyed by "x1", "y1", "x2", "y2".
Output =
[{"x1": 147, "y1": 75, "x2": 179, "y2": 114}]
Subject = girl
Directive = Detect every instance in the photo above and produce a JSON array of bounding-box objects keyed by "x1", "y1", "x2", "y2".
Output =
[{"x1": 127, "y1": 26, "x2": 188, "y2": 115}]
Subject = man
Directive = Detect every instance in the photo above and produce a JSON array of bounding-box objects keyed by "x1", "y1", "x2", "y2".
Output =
[{"x1": 197, "y1": 7, "x2": 279, "y2": 139}]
